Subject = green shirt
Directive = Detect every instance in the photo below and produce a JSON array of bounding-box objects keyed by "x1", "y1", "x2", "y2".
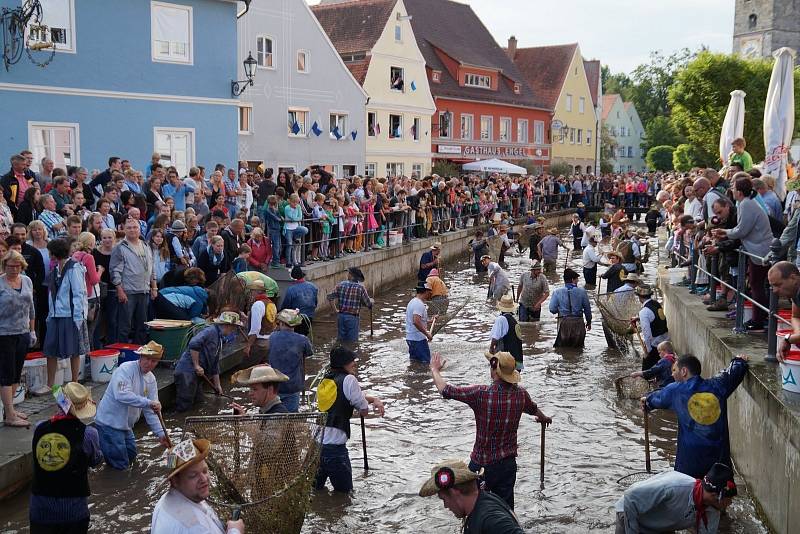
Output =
[{"x1": 728, "y1": 150, "x2": 753, "y2": 171}]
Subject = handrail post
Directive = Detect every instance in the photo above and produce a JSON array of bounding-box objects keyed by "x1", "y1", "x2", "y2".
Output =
[
  {"x1": 709, "y1": 255, "x2": 719, "y2": 305},
  {"x1": 766, "y1": 238, "x2": 782, "y2": 362},
  {"x1": 734, "y1": 249, "x2": 747, "y2": 334}
]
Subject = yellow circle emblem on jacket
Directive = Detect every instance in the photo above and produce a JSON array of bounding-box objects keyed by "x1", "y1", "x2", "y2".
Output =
[{"x1": 687, "y1": 392, "x2": 721, "y2": 426}]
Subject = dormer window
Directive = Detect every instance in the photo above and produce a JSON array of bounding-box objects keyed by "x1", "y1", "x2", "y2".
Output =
[
  {"x1": 390, "y1": 66, "x2": 405, "y2": 92},
  {"x1": 432, "y1": 70, "x2": 441, "y2": 83},
  {"x1": 464, "y1": 73, "x2": 491, "y2": 88},
  {"x1": 513, "y1": 83, "x2": 521, "y2": 94}
]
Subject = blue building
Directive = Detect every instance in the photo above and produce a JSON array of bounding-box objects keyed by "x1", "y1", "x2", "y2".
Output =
[{"x1": 0, "y1": 0, "x2": 240, "y2": 176}]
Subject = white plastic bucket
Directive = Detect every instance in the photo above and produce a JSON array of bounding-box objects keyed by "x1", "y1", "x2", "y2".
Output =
[
  {"x1": 22, "y1": 353, "x2": 48, "y2": 394},
  {"x1": 668, "y1": 268, "x2": 686, "y2": 285},
  {"x1": 388, "y1": 231, "x2": 403, "y2": 246},
  {"x1": 89, "y1": 350, "x2": 118, "y2": 383},
  {"x1": 57, "y1": 356, "x2": 85, "y2": 382},
  {"x1": 743, "y1": 301, "x2": 753, "y2": 323},
  {"x1": 780, "y1": 354, "x2": 800, "y2": 394}
]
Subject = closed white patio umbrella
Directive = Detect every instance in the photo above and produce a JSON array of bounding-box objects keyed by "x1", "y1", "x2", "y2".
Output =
[
  {"x1": 720, "y1": 90, "x2": 746, "y2": 166},
  {"x1": 763, "y1": 47, "x2": 795, "y2": 199}
]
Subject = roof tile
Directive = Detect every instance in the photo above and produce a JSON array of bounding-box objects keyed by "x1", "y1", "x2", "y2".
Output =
[
  {"x1": 311, "y1": 0, "x2": 396, "y2": 56},
  {"x1": 583, "y1": 59, "x2": 600, "y2": 107},
  {"x1": 509, "y1": 43, "x2": 577, "y2": 111}
]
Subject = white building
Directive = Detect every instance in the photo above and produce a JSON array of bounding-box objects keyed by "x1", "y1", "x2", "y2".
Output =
[{"x1": 602, "y1": 94, "x2": 646, "y2": 173}]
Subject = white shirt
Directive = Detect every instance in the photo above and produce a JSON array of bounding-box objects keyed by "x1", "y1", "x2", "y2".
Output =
[
  {"x1": 405, "y1": 296, "x2": 428, "y2": 341},
  {"x1": 248, "y1": 300, "x2": 269, "y2": 340},
  {"x1": 151, "y1": 489, "x2": 232, "y2": 534},
  {"x1": 582, "y1": 243, "x2": 602, "y2": 269},
  {"x1": 490, "y1": 314, "x2": 509, "y2": 340},
  {"x1": 321, "y1": 374, "x2": 369, "y2": 445},
  {"x1": 639, "y1": 298, "x2": 670, "y2": 351},
  {"x1": 96, "y1": 361, "x2": 161, "y2": 435},
  {"x1": 581, "y1": 224, "x2": 596, "y2": 247},
  {"x1": 684, "y1": 197, "x2": 703, "y2": 222}
]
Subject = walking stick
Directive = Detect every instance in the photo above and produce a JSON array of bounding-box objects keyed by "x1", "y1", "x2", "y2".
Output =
[
  {"x1": 301, "y1": 356, "x2": 307, "y2": 406},
  {"x1": 157, "y1": 412, "x2": 173, "y2": 449},
  {"x1": 360, "y1": 414, "x2": 369, "y2": 471},
  {"x1": 370, "y1": 281, "x2": 375, "y2": 337},
  {"x1": 200, "y1": 374, "x2": 235, "y2": 401},
  {"x1": 511, "y1": 284, "x2": 516, "y2": 302},
  {"x1": 643, "y1": 408, "x2": 652, "y2": 474},
  {"x1": 539, "y1": 421, "x2": 546, "y2": 487}
]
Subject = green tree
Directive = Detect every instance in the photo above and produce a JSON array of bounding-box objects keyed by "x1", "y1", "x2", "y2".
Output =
[
  {"x1": 646, "y1": 145, "x2": 676, "y2": 171},
  {"x1": 672, "y1": 144, "x2": 697, "y2": 172},
  {"x1": 549, "y1": 161, "x2": 573, "y2": 177},
  {"x1": 642, "y1": 116, "x2": 682, "y2": 152},
  {"x1": 669, "y1": 50, "x2": 800, "y2": 165},
  {"x1": 628, "y1": 48, "x2": 696, "y2": 127},
  {"x1": 433, "y1": 160, "x2": 459, "y2": 178},
  {"x1": 601, "y1": 65, "x2": 634, "y2": 101}
]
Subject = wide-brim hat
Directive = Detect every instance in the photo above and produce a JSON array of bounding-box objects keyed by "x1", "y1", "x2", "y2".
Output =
[
  {"x1": 635, "y1": 284, "x2": 653, "y2": 297},
  {"x1": 213, "y1": 311, "x2": 244, "y2": 327},
  {"x1": 330, "y1": 346, "x2": 357, "y2": 368},
  {"x1": 530, "y1": 260, "x2": 542, "y2": 270},
  {"x1": 347, "y1": 267, "x2": 365, "y2": 282},
  {"x1": 480, "y1": 254, "x2": 492, "y2": 262},
  {"x1": 166, "y1": 439, "x2": 211, "y2": 479},
  {"x1": 276, "y1": 308, "x2": 303, "y2": 326},
  {"x1": 484, "y1": 351, "x2": 520, "y2": 384},
  {"x1": 496, "y1": 293, "x2": 518, "y2": 313},
  {"x1": 431, "y1": 242, "x2": 442, "y2": 250},
  {"x1": 419, "y1": 459, "x2": 479, "y2": 497},
  {"x1": 577, "y1": 202, "x2": 586, "y2": 208},
  {"x1": 62, "y1": 382, "x2": 97, "y2": 421},
  {"x1": 232, "y1": 364, "x2": 288, "y2": 386},
  {"x1": 623, "y1": 273, "x2": 642, "y2": 283},
  {"x1": 135, "y1": 340, "x2": 164, "y2": 360},
  {"x1": 607, "y1": 251, "x2": 623, "y2": 261},
  {"x1": 169, "y1": 220, "x2": 187, "y2": 233}
]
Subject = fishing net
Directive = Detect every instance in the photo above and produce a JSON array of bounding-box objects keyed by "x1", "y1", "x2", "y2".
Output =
[
  {"x1": 432, "y1": 298, "x2": 471, "y2": 336},
  {"x1": 487, "y1": 234, "x2": 504, "y2": 260},
  {"x1": 617, "y1": 471, "x2": 653, "y2": 487},
  {"x1": 614, "y1": 376, "x2": 656, "y2": 400},
  {"x1": 183, "y1": 412, "x2": 326, "y2": 534},
  {"x1": 596, "y1": 290, "x2": 640, "y2": 335},
  {"x1": 207, "y1": 271, "x2": 248, "y2": 317},
  {"x1": 427, "y1": 296, "x2": 450, "y2": 317}
]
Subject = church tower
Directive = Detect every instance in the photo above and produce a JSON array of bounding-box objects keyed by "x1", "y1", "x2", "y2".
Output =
[{"x1": 732, "y1": 0, "x2": 800, "y2": 58}]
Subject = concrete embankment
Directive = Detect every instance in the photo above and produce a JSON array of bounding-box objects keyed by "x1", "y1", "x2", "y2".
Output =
[{"x1": 659, "y1": 275, "x2": 800, "y2": 534}]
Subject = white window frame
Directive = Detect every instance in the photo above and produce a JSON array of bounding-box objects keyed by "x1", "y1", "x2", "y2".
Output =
[
  {"x1": 386, "y1": 162, "x2": 404, "y2": 177},
  {"x1": 365, "y1": 162, "x2": 376, "y2": 178},
  {"x1": 26, "y1": 0, "x2": 76, "y2": 54},
  {"x1": 438, "y1": 111, "x2": 453, "y2": 139},
  {"x1": 27, "y1": 121, "x2": 80, "y2": 172},
  {"x1": 432, "y1": 70, "x2": 441, "y2": 83},
  {"x1": 390, "y1": 66, "x2": 405, "y2": 92},
  {"x1": 394, "y1": 24, "x2": 402, "y2": 42},
  {"x1": 464, "y1": 73, "x2": 491, "y2": 88},
  {"x1": 565, "y1": 94, "x2": 572, "y2": 112},
  {"x1": 461, "y1": 114, "x2": 473, "y2": 141},
  {"x1": 297, "y1": 49, "x2": 309, "y2": 73},
  {"x1": 412, "y1": 163, "x2": 423, "y2": 178},
  {"x1": 238, "y1": 104, "x2": 253, "y2": 135},
  {"x1": 627, "y1": 146, "x2": 634, "y2": 158},
  {"x1": 499, "y1": 117, "x2": 511, "y2": 142},
  {"x1": 413, "y1": 117, "x2": 421, "y2": 142},
  {"x1": 586, "y1": 129, "x2": 592, "y2": 146},
  {"x1": 577, "y1": 128, "x2": 582, "y2": 144},
  {"x1": 569, "y1": 127, "x2": 575, "y2": 144},
  {"x1": 151, "y1": 1, "x2": 193, "y2": 65},
  {"x1": 480, "y1": 115, "x2": 493, "y2": 141},
  {"x1": 388, "y1": 114, "x2": 403, "y2": 140},
  {"x1": 256, "y1": 35, "x2": 275, "y2": 69},
  {"x1": 533, "y1": 120, "x2": 544, "y2": 145},
  {"x1": 368, "y1": 112, "x2": 378, "y2": 138},
  {"x1": 153, "y1": 127, "x2": 195, "y2": 177},
  {"x1": 517, "y1": 119, "x2": 528, "y2": 143},
  {"x1": 578, "y1": 97, "x2": 585, "y2": 114},
  {"x1": 329, "y1": 112, "x2": 348, "y2": 140},
  {"x1": 287, "y1": 108, "x2": 309, "y2": 137}
]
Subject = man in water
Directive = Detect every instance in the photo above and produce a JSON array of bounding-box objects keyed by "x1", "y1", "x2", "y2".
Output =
[
  {"x1": 418, "y1": 242, "x2": 441, "y2": 281},
  {"x1": 549, "y1": 268, "x2": 591, "y2": 348},
  {"x1": 633, "y1": 284, "x2": 670, "y2": 370},
  {"x1": 280, "y1": 266, "x2": 318, "y2": 337},
  {"x1": 406, "y1": 281, "x2": 435, "y2": 363},
  {"x1": 480, "y1": 255, "x2": 510, "y2": 301},
  {"x1": 230, "y1": 364, "x2": 289, "y2": 415},
  {"x1": 267, "y1": 309, "x2": 313, "y2": 412},
  {"x1": 418, "y1": 459, "x2": 523, "y2": 533},
  {"x1": 517, "y1": 260, "x2": 549, "y2": 322},
  {"x1": 151, "y1": 439, "x2": 245, "y2": 534},
  {"x1": 615, "y1": 463, "x2": 737, "y2": 534},
  {"x1": 538, "y1": 227, "x2": 564, "y2": 273},
  {"x1": 429, "y1": 351, "x2": 551, "y2": 509},
  {"x1": 489, "y1": 294, "x2": 524, "y2": 371},
  {"x1": 327, "y1": 267, "x2": 373, "y2": 345},
  {"x1": 643, "y1": 354, "x2": 748, "y2": 478}
]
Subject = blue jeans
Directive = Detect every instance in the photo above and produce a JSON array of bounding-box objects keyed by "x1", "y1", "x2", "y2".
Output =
[
  {"x1": 469, "y1": 456, "x2": 517, "y2": 509},
  {"x1": 280, "y1": 391, "x2": 300, "y2": 412},
  {"x1": 283, "y1": 226, "x2": 309, "y2": 267},
  {"x1": 96, "y1": 423, "x2": 137, "y2": 470},
  {"x1": 406, "y1": 339, "x2": 431, "y2": 363},
  {"x1": 337, "y1": 313, "x2": 360, "y2": 343},
  {"x1": 269, "y1": 229, "x2": 282, "y2": 265},
  {"x1": 315, "y1": 443, "x2": 353, "y2": 492}
]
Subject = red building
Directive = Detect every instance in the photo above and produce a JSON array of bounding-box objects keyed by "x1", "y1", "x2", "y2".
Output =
[{"x1": 404, "y1": 0, "x2": 552, "y2": 172}]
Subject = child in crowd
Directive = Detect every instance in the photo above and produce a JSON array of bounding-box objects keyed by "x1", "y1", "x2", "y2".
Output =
[
  {"x1": 320, "y1": 199, "x2": 334, "y2": 261},
  {"x1": 232, "y1": 243, "x2": 251, "y2": 273},
  {"x1": 265, "y1": 195, "x2": 283, "y2": 268},
  {"x1": 364, "y1": 195, "x2": 379, "y2": 251},
  {"x1": 630, "y1": 340, "x2": 676, "y2": 389},
  {"x1": 311, "y1": 193, "x2": 327, "y2": 261}
]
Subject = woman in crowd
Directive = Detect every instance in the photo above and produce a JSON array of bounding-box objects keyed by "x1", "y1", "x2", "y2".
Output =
[
  {"x1": 16, "y1": 187, "x2": 40, "y2": 226},
  {"x1": 0, "y1": 250, "x2": 36, "y2": 427},
  {"x1": 149, "y1": 229, "x2": 171, "y2": 286},
  {"x1": 247, "y1": 227, "x2": 270, "y2": 271},
  {"x1": 71, "y1": 232, "x2": 103, "y2": 348},
  {"x1": 197, "y1": 235, "x2": 230, "y2": 286},
  {"x1": 92, "y1": 228, "x2": 116, "y2": 348},
  {"x1": 97, "y1": 199, "x2": 116, "y2": 231}
]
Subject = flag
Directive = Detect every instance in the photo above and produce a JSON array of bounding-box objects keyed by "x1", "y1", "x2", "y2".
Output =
[
  {"x1": 330, "y1": 125, "x2": 343, "y2": 140},
  {"x1": 311, "y1": 121, "x2": 323, "y2": 137},
  {"x1": 376, "y1": 123, "x2": 381, "y2": 136},
  {"x1": 394, "y1": 125, "x2": 402, "y2": 138},
  {"x1": 410, "y1": 80, "x2": 417, "y2": 91},
  {"x1": 291, "y1": 121, "x2": 301, "y2": 135},
  {"x1": 350, "y1": 130, "x2": 358, "y2": 141}
]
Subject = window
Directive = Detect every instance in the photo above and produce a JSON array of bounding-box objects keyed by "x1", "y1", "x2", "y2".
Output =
[
  {"x1": 627, "y1": 146, "x2": 634, "y2": 158},
  {"x1": 620, "y1": 126, "x2": 626, "y2": 137},
  {"x1": 565, "y1": 94, "x2": 572, "y2": 112},
  {"x1": 577, "y1": 129, "x2": 582, "y2": 144},
  {"x1": 480, "y1": 116, "x2": 493, "y2": 141},
  {"x1": 151, "y1": 2, "x2": 192, "y2": 64},
  {"x1": 365, "y1": 163, "x2": 376, "y2": 178},
  {"x1": 461, "y1": 114, "x2": 474, "y2": 140},
  {"x1": 517, "y1": 119, "x2": 528, "y2": 143},
  {"x1": 238, "y1": 106, "x2": 252, "y2": 134},
  {"x1": 533, "y1": 121, "x2": 544, "y2": 144},
  {"x1": 389, "y1": 114, "x2": 403, "y2": 139},
  {"x1": 432, "y1": 70, "x2": 441, "y2": 83},
  {"x1": 297, "y1": 50, "x2": 308, "y2": 72},
  {"x1": 343, "y1": 165, "x2": 357, "y2": 177},
  {"x1": 412, "y1": 163, "x2": 423, "y2": 178},
  {"x1": 395, "y1": 24, "x2": 401, "y2": 41},
  {"x1": 27, "y1": 0, "x2": 75, "y2": 53},
  {"x1": 579, "y1": 97, "x2": 585, "y2": 114},
  {"x1": 438, "y1": 111, "x2": 453, "y2": 138},
  {"x1": 386, "y1": 162, "x2": 404, "y2": 177},
  {"x1": 28, "y1": 122, "x2": 79, "y2": 172},
  {"x1": 628, "y1": 165, "x2": 633, "y2": 172},
  {"x1": 499, "y1": 118, "x2": 511, "y2": 142},
  {"x1": 413, "y1": 117, "x2": 421, "y2": 141},
  {"x1": 749, "y1": 14, "x2": 757, "y2": 29},
  {"x1": 287, "y1": 109, "x2": 308, "y2": 137},
  {"x1": 464, "y1": 73, "x2": 491, "y2": 88},
  {"x1": 390, "y1": 66, "x2": 404, "y2": 91},
  {"x1": 610, "y1": 126, "x2": 617, "y2": 136},
  {"x1": 154, "y1": 128, "x2": 194, "y2": 177},
  {"x1": 329, "y1": 113, "x2": 348, "y2": 140},
  {"x1": 569, "y1": 128, "x2": 575, "y2": 144},
  {"x1": 586, "y1": 129, "x2": 592, "y2": 146},
  {"x1": 256, "y1": 36, "x2": 273, "y2": 68},
  {"x1": 513, "y1": 83, "x2": 521, "y2": 94},
  {"x1": 368, "y1": 112, "x2": 378, "y2": 137},
  {"x1": 341, "y1": 52, "x2": 366, "y2": 62}
]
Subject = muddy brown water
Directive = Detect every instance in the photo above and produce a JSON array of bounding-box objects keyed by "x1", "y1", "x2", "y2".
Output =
[{"x1": 0, "y1": 230, "x2": 769, "y2": 533}]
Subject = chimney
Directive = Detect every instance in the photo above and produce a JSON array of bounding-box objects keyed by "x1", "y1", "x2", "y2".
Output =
[{"x1": 506, "y1": 36, "x2": 517, "y2": 59}]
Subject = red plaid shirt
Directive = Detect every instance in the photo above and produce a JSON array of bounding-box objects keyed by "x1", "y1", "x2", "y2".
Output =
[{"x1": 442, "y1": 381, "x2": 537, "y2": 466}]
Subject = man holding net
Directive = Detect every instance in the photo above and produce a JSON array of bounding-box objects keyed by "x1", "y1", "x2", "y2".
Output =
[{"x1": 230, "y1": 364, "x2": 289, "y2": 415}]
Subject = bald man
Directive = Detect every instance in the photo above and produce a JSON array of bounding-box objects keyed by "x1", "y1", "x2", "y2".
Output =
[{"x1": 768, "y1": 261, "x2": 800, "y2": 361}]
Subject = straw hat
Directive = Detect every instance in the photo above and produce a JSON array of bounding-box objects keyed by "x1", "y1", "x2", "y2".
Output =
[
  {"x1": 484, "y1": 351, "x2": 520, "y2": 384},
  {"x1": 431, "y1": 242, "x2": 442, "y2": 250},
  {"x1": 276, "y1": 308, "x2": 302, "y2": 327},
  {"x1": 135, "y1": 341, "x2": 164, "y2": 360},
  {"x1": 418, "y1": 459, "x2": 480, "y2": 497},
  {"x1": 166, "y1": 438, "x2": 211, "y2": 479},
  {"x1": 531, "y1": 260, "x2": 542, "y2": 270},
  {"x1": 232, "y1": 364, "x2": 288, "y2": 386},
  {"x1": 496, "y1": 293, "x2": 518, "y2": 313},
  {"x1": 61, "y1": 382, "x2": 97, "y2": 422},
  {"x1": 480, "y1": 254, "x2": 492, "y2": 262},
  {"x1": 622, "y1": 273, "x2": 642, "y2": 283},
  {"x1": 246, "y1": 279, "x2": 266, "y2": 291},
  {"x1": 607, "y1": 251, "x2": 623, "y2": 261},
  {"x1": 635, "y1": 284, "x2": 653, "y2": 297},
  {"x1": 213, "y1": 311, "x2": 244, "y2": 327}
]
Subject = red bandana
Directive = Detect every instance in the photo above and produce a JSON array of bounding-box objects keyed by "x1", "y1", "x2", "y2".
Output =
[{"x1": 693, "y1": 479, "x2": 708, "y2": 531}]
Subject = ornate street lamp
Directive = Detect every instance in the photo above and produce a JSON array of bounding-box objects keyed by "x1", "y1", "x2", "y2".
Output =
[{"x1": 231, "y1": 52, "x2": 257, "y2": 97}]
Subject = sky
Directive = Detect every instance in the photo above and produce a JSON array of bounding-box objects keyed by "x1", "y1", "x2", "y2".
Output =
[{"x1": 308, "y1": 0, "x2": 736, "y2": 75}]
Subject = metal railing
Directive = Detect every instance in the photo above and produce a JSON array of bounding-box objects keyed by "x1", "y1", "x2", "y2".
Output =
[{"x1": 670, "y1": 235, "x2": 787, "y2": 362}]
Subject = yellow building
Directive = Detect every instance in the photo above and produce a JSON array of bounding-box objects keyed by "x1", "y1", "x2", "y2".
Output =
[
  {"x1": 510, "y1": 42, "x2": 599, "y2": 174},
  {"x1": 312, "y1": 0, "x2": 435, "y2": 179}
]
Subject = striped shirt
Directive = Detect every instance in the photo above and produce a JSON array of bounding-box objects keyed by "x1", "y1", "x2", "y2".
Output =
[{"x1": 39, "y1": 209, "x2": 65, "y2": 239}]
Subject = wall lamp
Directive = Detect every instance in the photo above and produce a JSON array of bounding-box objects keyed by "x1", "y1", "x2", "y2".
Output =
[{"x1": 232, "y1": 52, "x2": 257, "y2": 97}]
